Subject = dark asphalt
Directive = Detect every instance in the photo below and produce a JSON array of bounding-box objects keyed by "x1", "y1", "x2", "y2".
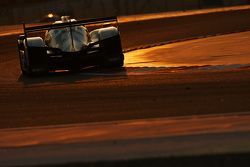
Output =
[{"x1": 0, "y1": 8, "x2": 250, "y2": 129}]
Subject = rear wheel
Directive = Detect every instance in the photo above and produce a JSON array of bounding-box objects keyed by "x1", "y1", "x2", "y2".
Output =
[
  {"x1": 90, "y1": 27, "x2": 124, "y2": 69},
  {"x1": 19, "y1": 37, "x2": 48, "y2": 76},
  {"x1": 19, "y1": 50, "x2": 30, "y2": 75},
  {"x1": 18, "y1": 36, "x2": 31, "y2": 75}
]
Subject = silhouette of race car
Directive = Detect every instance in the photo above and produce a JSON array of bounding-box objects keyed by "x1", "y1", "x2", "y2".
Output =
[{"x1": 17, "y1": 16, "x2": 124, "y2": 76}]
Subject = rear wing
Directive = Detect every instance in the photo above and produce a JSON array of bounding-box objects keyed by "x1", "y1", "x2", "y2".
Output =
[{"x1": 23, "y1": 16, "x2": 118, "y2": 35}]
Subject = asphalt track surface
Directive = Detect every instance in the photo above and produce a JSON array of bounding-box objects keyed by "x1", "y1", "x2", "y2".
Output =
[
  {"x1": 1, "y1": 7, "x2": 250, "y2": 129},
  {"x1": 1, "y1": 112, "x2": 250, "y2": 166}
]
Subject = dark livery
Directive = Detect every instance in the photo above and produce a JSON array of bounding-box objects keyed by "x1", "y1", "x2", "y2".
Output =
[{"x1": 17, "y1": 16, "x2": 124, "y2": 76}]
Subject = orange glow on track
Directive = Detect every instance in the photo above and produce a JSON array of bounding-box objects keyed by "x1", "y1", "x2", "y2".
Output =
[{"x1": 125, "y1": 31, "x2": 250, "y2": 68}]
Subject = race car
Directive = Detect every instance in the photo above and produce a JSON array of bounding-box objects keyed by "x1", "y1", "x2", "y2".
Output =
[{"x1": 17, "y1": 16, "x2": 124, "y2": 76}]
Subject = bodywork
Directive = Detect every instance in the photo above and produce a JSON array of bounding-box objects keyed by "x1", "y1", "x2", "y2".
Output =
[{"x1": 17, "y1": 16, "x2": 124, "y2": 75}]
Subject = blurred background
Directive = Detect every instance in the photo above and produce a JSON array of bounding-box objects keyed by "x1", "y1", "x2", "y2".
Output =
[{"x1": 0, "y1": 0, "x2": 250, "y2": 25}]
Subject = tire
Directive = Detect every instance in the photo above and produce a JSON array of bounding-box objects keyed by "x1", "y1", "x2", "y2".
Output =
[
  {"x1": 18, "y1": 36, "x2": 30, "y2": 75},
  {"x1": 93, "y1": 27, "x2": 124, "y2": 68},
  {"x1": 18, "y1": 50, "x2": 30, "y2": 75},
  {"x1": 21, "y1": 37, "x2": 48, "y2": 76}
]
